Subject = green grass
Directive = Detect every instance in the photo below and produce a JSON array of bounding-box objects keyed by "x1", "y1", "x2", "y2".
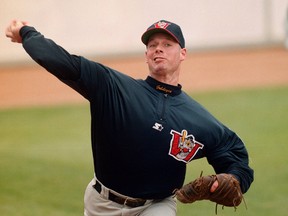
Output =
[
  {"x1": 0, "y1": 86, "x2": 287, "y2": 216},
  {"x1": 0, "y1": 105, "x2": 92, "y2": 216}
]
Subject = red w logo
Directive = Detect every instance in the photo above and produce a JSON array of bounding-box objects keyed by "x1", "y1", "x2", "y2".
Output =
[
  {"x1": 169, "y1": 130, "x2": 204, "y2": 163},
  {"x1": 154, "y1": 21, "x2": 170, "y2": 29}
]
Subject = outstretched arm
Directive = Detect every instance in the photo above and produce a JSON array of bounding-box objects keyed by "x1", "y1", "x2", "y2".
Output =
[{"x1": 5, "y1": 19, "x2": 81, "y2": 81}]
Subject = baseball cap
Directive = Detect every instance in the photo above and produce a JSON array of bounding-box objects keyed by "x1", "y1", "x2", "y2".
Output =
[{"x1": 141, "y1": 20, "x2": 185, "y2": 48}]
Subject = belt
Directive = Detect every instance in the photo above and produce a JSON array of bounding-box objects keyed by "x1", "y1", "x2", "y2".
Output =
[{"x1": 93, "y1": 180, "x2": 147, "y2": 208}]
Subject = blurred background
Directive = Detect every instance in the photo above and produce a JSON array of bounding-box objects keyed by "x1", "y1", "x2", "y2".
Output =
[
  {"x1": 1, "y1": 0, "x2": 288, "y2": 63},
  {"x1": 1, "y1": 1, "x2": 288, "y2": 216},
  {"x1": 1, "y1": 0, "x2": 288, "y2": 108}
]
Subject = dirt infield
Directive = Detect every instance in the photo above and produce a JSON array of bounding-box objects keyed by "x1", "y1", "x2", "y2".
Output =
[{"x1": 0, "y1": 47, "x2": 287, "y2": 109}]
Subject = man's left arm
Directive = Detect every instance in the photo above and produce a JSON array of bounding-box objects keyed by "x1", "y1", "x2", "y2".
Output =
[
  {"x1": 206, "y1": 129, "x2": 254, "y2": 193},
  {"x1": 175, "y1": 128, "x2": 253, "y2": 208}
]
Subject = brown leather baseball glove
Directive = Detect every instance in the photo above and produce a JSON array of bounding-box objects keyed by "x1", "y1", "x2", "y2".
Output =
[{"x1": 175, "y1": 173, "x2": 243, "y2": 211}]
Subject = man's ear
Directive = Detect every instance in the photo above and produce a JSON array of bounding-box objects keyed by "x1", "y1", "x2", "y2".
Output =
[
  {"x1": 145, "y1": 51, "x2": 148, "y2": 63},
  {"x1": 180, "y1": 48, "x2": 187, "y2": 61}
]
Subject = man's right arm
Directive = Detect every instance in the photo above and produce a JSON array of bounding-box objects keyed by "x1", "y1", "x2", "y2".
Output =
[{"x1": 6, "y1": 20, "x2": 81, "y2": 81}]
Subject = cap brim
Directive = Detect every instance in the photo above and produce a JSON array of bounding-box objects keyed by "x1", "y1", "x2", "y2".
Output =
[{"x1": 141, "y1": 28, "x2": 180, "y2": 46}]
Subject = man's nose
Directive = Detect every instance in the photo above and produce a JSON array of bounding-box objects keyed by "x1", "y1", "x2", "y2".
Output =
[{"x1": 155, "y1": 45, "x2": 163, "y2": 53}]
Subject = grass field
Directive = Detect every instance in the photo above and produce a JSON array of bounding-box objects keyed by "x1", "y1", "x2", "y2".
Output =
[{"x1": 0, "y1": 86, "x2": 287, "y2": 216}]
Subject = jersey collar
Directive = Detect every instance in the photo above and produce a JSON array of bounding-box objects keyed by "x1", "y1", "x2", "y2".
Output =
[{"x1": 145, "y1": 76, "x2": 182, "y2": 96}]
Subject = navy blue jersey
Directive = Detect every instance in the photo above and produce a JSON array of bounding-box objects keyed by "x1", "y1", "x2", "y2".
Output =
[{"x1": 20, "y1": 26, "x2": 253, "y2": 199}]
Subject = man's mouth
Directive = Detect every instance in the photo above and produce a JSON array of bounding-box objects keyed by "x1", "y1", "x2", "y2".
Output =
[{"x1": 154, "y1": 57, "x2": 164, "y2": 61}]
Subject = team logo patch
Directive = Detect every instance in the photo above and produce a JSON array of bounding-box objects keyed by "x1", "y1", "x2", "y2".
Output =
[
  {"x1": 155, "y1": 21, "x2": 170, "y2": 29},
  {"x1": 169, "y1": 129, "x2": 204, "y2": 163}
]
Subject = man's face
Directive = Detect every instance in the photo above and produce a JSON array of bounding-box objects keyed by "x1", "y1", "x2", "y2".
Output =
[{"x1": 145, "y1": 33, "x2": 186, "y2": 77}]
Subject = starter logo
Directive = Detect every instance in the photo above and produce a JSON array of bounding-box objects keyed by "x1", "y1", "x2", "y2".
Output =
[{"x1": 169, "y1": 129, "x2": 204, "y2": 163}]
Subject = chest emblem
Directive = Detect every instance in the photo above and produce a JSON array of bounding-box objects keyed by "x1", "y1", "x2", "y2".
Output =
[
  {"x1": 169, "y1": 129, "x2": 204, "y2": 163},
  {"x1": 152, "y1": 122, "x2": 164, "y2": 131}
]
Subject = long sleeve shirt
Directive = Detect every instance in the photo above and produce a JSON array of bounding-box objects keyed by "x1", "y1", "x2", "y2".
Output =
[{"x1": 20, "y1": 26, "x2": 254, "y2": 199}]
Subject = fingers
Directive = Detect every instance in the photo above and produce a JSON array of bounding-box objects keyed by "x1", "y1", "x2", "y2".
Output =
[
  {"x1": 210, "y1": 180, "x2": 219, "y2": 193},
  {"x1": 5, "y1": 19, "x2": 27, "y2": 43},
  {"x1": 22, "y1": 21, "x2": 29, "y2": 26}
]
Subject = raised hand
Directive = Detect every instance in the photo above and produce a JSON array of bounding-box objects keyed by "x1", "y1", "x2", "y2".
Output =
[{"x1": 5, "y1": 20, "x2": 28, "y2": 43}]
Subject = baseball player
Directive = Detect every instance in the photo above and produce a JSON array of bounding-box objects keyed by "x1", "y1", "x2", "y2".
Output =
[{"x1": 6, "y1": 19, "x2": 253, "y2": 216}]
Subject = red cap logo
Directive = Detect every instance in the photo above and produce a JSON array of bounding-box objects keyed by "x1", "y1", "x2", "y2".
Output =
[{"x1": 154, "y1": 21, "x2": 171, "y2": 29}]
